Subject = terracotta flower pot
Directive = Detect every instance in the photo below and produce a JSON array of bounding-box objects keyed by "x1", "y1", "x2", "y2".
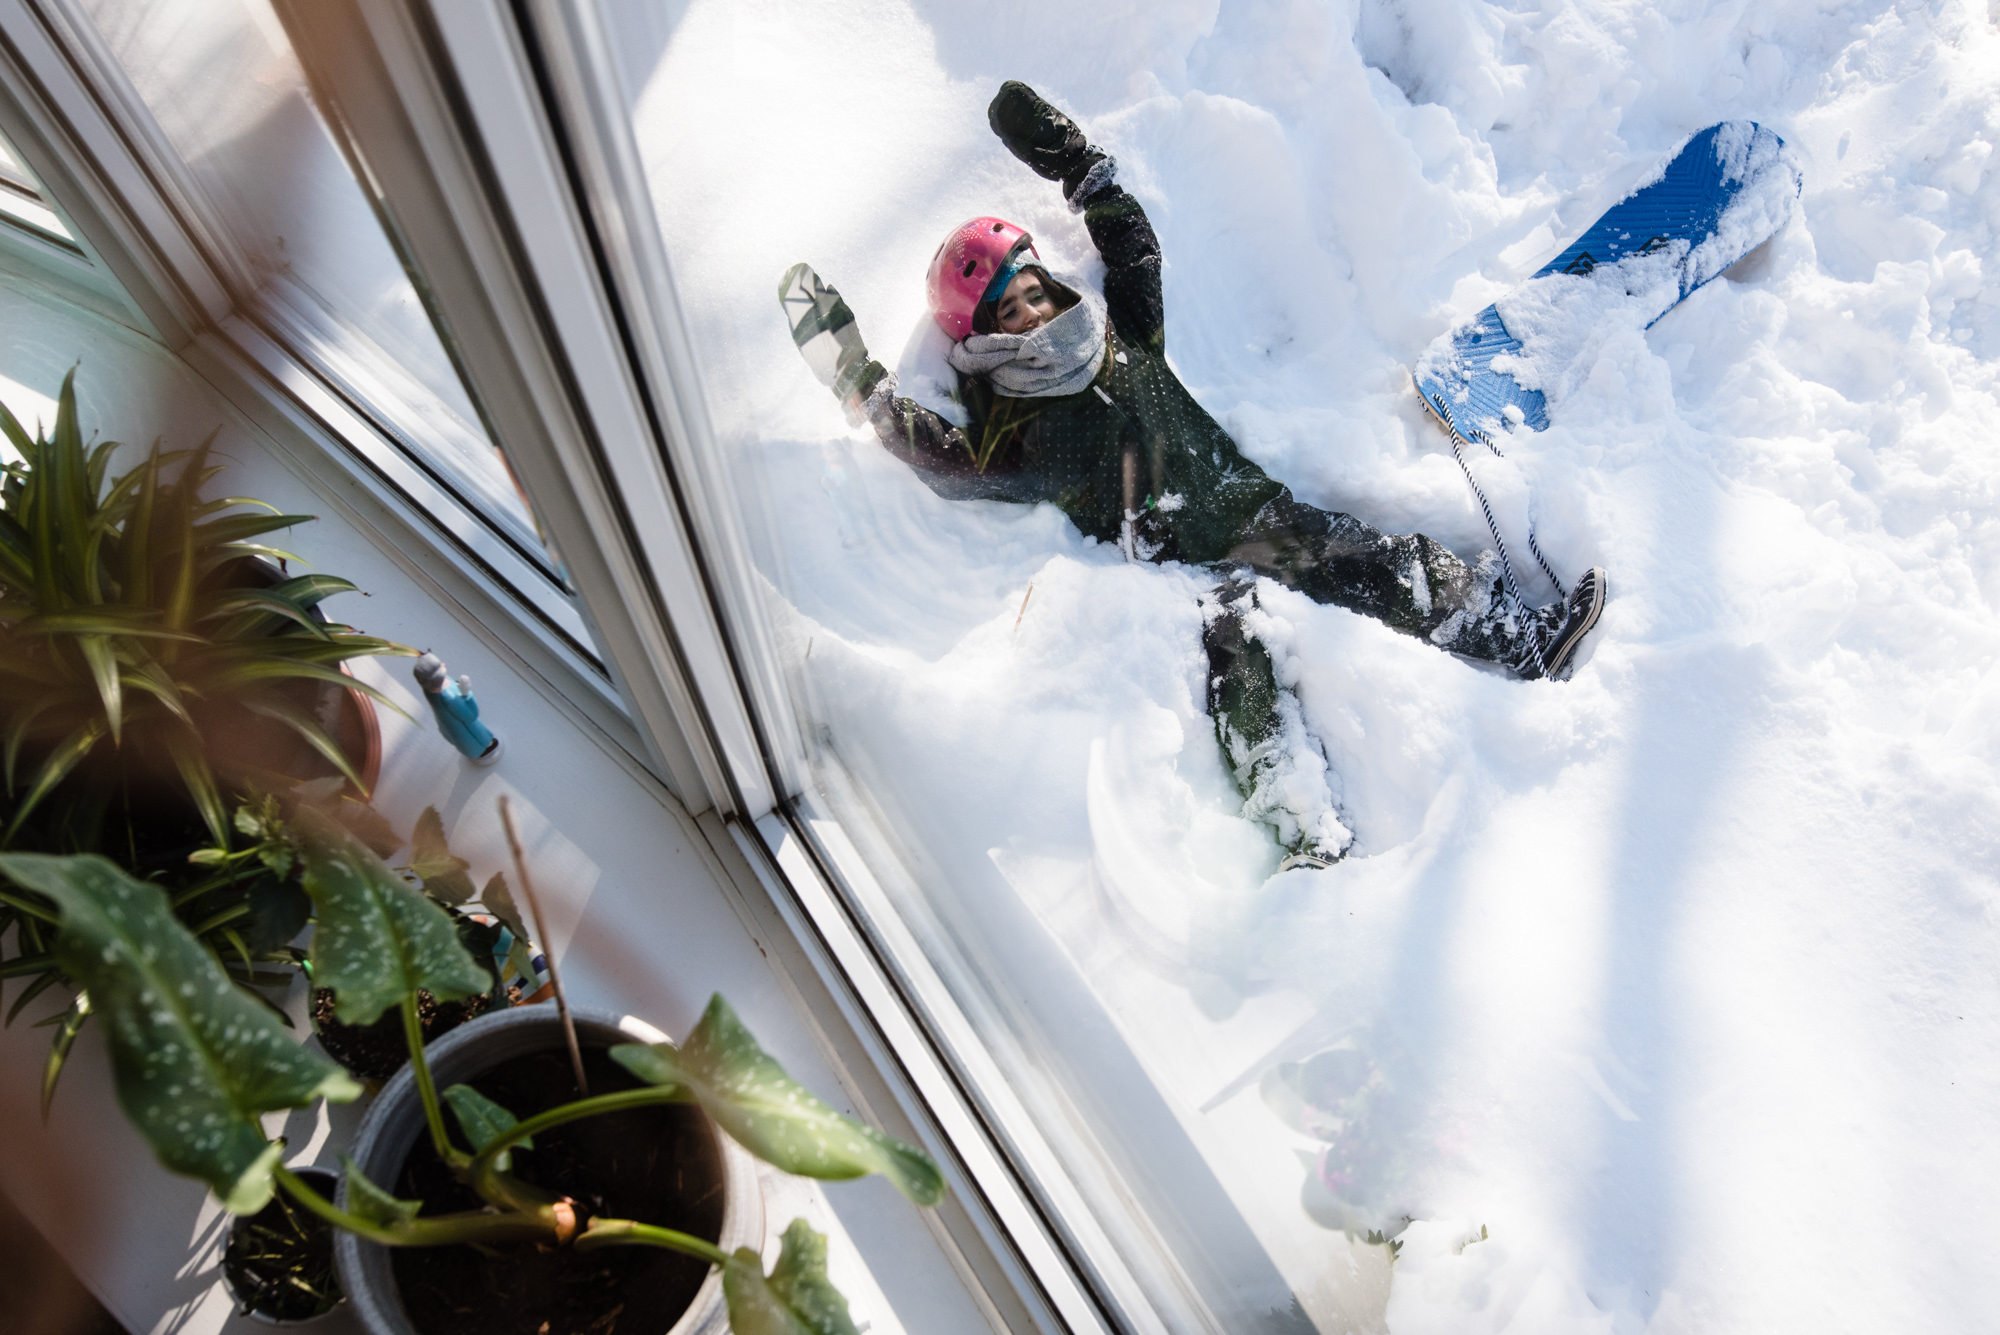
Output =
[
  {"x1": 199, "y1": 556, "x2": 386, "y2": 799},
  {"x1": 332, "y1": 664, "x2": 383, "y2": 796}
]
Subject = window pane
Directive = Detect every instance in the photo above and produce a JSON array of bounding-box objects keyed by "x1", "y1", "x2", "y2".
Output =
[
  {"x1": 604, "y1": 4, "x2": 1947, "y2": 1335},
  {"x1": 77, "y1": 0, "x2": 549, "y2": 562},
  {"x1": 613, "y1": 8, "x2": 1386, "y2": 1332},
  {"x1": 0, "y1": 130, "x2": 78, "y2": 246}
]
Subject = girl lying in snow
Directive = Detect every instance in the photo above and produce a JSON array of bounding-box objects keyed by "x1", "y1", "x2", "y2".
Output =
[{"x1": 781, "y1": 82, "x2": 1606, "y2": 865}]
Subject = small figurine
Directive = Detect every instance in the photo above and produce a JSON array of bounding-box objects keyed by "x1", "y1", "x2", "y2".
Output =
[{"x1": 413, "y1": 651, "x2": 501, "y2": 764}]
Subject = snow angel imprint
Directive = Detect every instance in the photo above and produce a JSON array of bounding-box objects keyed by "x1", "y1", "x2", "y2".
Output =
[{"x1": 779, "y1": 82, "x2": 1607, "y2": 866}]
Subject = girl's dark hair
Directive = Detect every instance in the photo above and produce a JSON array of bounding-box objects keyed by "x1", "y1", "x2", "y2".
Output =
[{"x1": 971, "y1": 266, "x2": 1078, "y2": 335}]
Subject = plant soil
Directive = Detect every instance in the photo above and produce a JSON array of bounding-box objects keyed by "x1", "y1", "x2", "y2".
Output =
[
  {"x1": 389, "y1": 1044, "x2": 726, "y2": 1335},
  {"x1": 313, "y1": 986, "x2": 519, "y2": 1083},
  {"x1": 225, "y1": 1167, "x2": 341, "y2": 1322}
]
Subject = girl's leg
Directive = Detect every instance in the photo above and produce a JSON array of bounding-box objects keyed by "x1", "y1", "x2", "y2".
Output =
[
  {"x1": 1201, "y1": 579, "x2": 1351, "y2": 865},
  {"x1": 1223, "y1": 493, "x2": 1541, "y2": 672}
]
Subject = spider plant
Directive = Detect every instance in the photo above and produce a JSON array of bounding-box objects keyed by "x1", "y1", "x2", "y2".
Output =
[{"x1": 0, "y1": 370, "x2": 413, "y2": 858}]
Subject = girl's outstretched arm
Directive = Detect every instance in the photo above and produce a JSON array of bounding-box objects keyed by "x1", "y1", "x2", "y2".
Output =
[
  {"x1": 988, "y1": 81, "x2": 1166, "y2": 354},
  {"x1": 778, "y1": 263, "x2": 1011, "y2": 498},
  {"x1": 1075, "y1": 180, "x2": 1164, "y2": 356}
]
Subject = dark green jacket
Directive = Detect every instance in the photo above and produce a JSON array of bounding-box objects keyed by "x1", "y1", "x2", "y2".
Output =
[{"x1": 859, "y1": 186, "x2": 1283, "y2": 565}]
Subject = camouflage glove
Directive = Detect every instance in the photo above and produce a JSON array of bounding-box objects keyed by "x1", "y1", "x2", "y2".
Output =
[
  {"x1": 779, "y1": 263, "x2": 883, "y2": 418},
  {"x1": 987, "y1": 80, "x2": 1108, "y2": 201}
]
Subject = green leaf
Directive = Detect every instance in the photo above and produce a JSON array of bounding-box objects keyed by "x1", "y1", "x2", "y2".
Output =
[
  {"x1": 0, "y1": 949, "x2": 53, "y2": 980},
  {"x1": 340, "y1": 1152, "x2": 421, "y2": 1229},
  {"x1": 204, "y1": 634, "x2": 413, "y2": 668},
  {"x1": 239, "y1": 695, "x2": 366, "y2": 794},
  {"x1": 77, "y1": 635, "x2": 121, "y2": 743},
  {"x1": 0, "y1": 520, "x2": 34, "y2": 594},
  {"x1": 162, "y1": 729, "x2": 230, "y2": 849},
  {"x1": 506, "y1": 935, "x2": 538, "y2": 994},
  {"x1": 239, "y1": 876, "x2": 311, "y2": 955},
  {"x1": 0, "y1": 391, "x2": 35, "y2": 461},
  {"x1": 197, "y1": 587, "x2": 332, "y2": 639},
  {"x1": 3, "y1": 694, "x2": 56, "y2": 795},
  {"x1": 113, "y1": 445, "x2": 159, "y2": 606},
  {"x1": 407, "y1": 807, "x2": 474, "y2": 905},
  {"x1": 155, "y1": 443, "x2": 204, "y2": 635},
  {"x1": 49, "y1": 371, "x2": 92, "y2": 608},
  {"x1": 477, "y1": 871, "x2": 526, "y2": 938},
  {"x1": 118, "y1": 658, "x2": 193, "y2": 727},
  {"x1": 0, "y1": 853, "x2": 360, "y2": 1213},
  {"x1": 335, "y1": 797, "x2": 403, "y2": 859},
  {"x1": 269, "y1": 573, "x2": 359, "y2": 609},
  {"x1": 85, "y1": 437, "x2": 121, "y2": 509},
  {"x1": 201, "y1": 657, "x2": 378, "y2": 694},
  {"x1": 442, "y1": 1083, "x2": 532, "y2": 1170},
  {"x1": 721, "y1": 1220, "x2": 860, "y2": 1335},
  {"x1": 610, "y1": 995, "x2": 946, "y2": 1208},
  {"x1": 199, "y1": 541, "x2": 305, "y2": 570},
  {"x1": 191, "y1": 512, "x2": 316, "y2": 548},
  {"x1": 3, "y1": 718, "x2": 106, "y2": 844},
  {"x1": 479, "y1": 873, "x2": 539, "y2": 990},
  {"x1": 9, "y1": 609, "x2": 201, "y2": 640},
  {"x1": 39, "y1": 987, "x2": 90, "y2": 1119},
  {"x1": 6, "y1": 967, "x2": 61, "y2": 1025},
  {"x1": 195, "y1": 493, "x2": 278, "y2": 517},
  {"x1": 296, "y1": 807, "x2": 490, "y2": 1026}
]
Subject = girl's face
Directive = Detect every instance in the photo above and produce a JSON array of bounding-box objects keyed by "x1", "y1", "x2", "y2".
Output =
[{"x1": 995, "y1": 269, "x2": 1059, "y2": 334}]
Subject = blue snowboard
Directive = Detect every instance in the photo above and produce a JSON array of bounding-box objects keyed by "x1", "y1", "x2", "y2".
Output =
[{"x1": 1415, "y1": 121, "x2": 1801, "y2": 447}]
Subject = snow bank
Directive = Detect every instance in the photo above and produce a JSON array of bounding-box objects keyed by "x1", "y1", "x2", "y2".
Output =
[{"x1": 627, "y1": 0, "x2": 2000, "y2": 1330}]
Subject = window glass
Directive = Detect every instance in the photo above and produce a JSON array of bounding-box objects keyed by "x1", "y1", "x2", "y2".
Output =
[
  {"x1": 76, "y1": 0, "x2": 549, "y2": 563},
  {"x1": 604, "y1": 3, "x2": 1942, "y2": 1334},
  {"x1": 612, "y1": 7, "x2": 1401, "y2": 1331},
  {"x1": 0, "y1": 131, "x2": 78, "y2": 246}
]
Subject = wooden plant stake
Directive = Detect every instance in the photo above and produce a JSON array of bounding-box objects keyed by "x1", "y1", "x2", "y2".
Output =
[
  {"x1": 1013, "y1": 583, "x2": 1034, "y2": 633},
  {"x1": 498, "y1": 795, "x2": 588, "y2": 1097}
]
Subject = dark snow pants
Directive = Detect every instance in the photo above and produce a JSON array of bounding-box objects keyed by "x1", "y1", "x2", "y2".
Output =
[{"x1": 1218, "y1": 493, "x2": 1539, "y2": 668}]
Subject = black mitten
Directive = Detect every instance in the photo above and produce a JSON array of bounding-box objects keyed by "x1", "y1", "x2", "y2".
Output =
[{"x1": 988, "y1": 81, "x2": 1106, "y2": 198}]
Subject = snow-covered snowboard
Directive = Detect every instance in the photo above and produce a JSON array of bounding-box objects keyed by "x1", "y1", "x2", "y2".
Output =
[
  {"x1": 1415, "y1": 121, "x2": 1803, "y2": 447},
  {"x1": 1409, "y1": 121, "x2": 1801, "y2": 605}
]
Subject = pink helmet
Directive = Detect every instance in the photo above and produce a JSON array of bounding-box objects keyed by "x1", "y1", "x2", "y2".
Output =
[{"x1": 926, "y1": 216, "x2": 1036, "y2": 341}]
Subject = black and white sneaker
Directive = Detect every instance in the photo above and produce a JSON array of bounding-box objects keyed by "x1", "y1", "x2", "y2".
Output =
[{"x1": 1535, "y1": 567, "x2": 1607, "y2": 680}]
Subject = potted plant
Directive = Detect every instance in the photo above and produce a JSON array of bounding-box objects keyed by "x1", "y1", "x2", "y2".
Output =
[
  {"x1": 0, "y1": 801, "x2": 946, "y2": 1335},
  {"x1": 175, "y1": 788, "x2": 540, "y2": 1090},
  {"x1": 0, "y1": 371, "x2": 415, "y2": 1101},
  {"x1": 221, "y1": 1164, "x2": 343, "y2": 1323},
  {"x1": 87, "y1": 786, "x2": 540, "y2": 1325},
  {"x1": 300, "y1": 801, "x2": 544, "y2": 1083}
]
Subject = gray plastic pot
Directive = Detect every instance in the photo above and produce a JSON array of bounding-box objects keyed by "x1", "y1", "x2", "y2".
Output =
[{"x1": 332, "y1": 1006, "x2": 762, "y2": 1335}]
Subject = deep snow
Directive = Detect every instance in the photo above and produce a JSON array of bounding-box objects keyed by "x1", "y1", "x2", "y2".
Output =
[{"x1": 623, "y1": 0, "x2": 2000, "y2": 1330}]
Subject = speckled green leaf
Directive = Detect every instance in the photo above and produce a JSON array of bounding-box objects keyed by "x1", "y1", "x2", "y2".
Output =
[
  {"x1": 296, "y1": 808, "x2": 489, "y2": 1026},
  {"x1": 0, "y1": 853, "x2": 360, "y2": 1215},
  {"x1": 610, "y1": 994, "x2": 944, "y2": 1207},
  {"x1": 721, "y1": 1219, "x2": 859, "y2": 1335},
  {"x1": 442, "y1": 1083, "x2": 531, "y2": 1171}
]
